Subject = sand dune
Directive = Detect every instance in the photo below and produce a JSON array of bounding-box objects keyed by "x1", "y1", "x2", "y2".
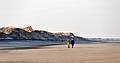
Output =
[{"x1": 0, "y1": 43, "x2": 120, "y2": 63}]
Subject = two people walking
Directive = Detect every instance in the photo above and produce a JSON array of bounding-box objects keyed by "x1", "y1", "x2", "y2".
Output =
[{"x1": 67, "y1": 38, "x2": 75, "y2": 48}]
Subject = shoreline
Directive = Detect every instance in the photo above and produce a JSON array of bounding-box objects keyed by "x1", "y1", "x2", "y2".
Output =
[
  {"x1": 0, "y1": 43, "x2": 63, "y2": 50},
  {"x1": 0, "y1": 42, "x2": 119, "y2": 50}
]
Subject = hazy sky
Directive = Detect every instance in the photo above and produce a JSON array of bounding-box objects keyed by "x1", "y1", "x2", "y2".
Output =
[{"x1": 0, "y1": 0, "x2": 120, "y2": 37}]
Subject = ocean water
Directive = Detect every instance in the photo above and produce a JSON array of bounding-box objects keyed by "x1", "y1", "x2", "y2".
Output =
[
  {"x1": 0, "y1": 40, "x2": 120, "y2": 48},
  {"x1": 0, "y1": 40, "x2": 63, "y2": 48}
]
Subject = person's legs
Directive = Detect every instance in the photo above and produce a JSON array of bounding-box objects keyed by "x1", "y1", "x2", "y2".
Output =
[
  {"x1": 71, "y1": 44, "x2": 74, "y2": 48},
  {"x1": 68, "y1": 44, "x2": 70, "y2": 48},
  {"x1": 67, "y1": 42, "x2": 70, "y2": 48}
]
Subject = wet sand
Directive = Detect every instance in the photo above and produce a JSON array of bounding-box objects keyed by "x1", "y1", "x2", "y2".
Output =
[{"x1": 0, "y1": 43, "x2": 120, "y2": 63}]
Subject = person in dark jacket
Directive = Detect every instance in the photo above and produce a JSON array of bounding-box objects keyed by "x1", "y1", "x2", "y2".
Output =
[{"x1": 70, "y1": 39, "x2": 75, "y2": 48}]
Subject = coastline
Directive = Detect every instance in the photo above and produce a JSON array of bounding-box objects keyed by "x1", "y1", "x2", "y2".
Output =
[{"x1": 0, "y1": 43, "x2": 63, "y2": 50}]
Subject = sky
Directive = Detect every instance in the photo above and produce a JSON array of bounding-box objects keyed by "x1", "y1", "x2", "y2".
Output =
[{"x1": 0, "y1": 0, "x2": 120, "y2": 38}]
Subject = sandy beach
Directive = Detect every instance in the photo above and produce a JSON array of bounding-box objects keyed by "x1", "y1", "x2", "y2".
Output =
[{"x1": 0, "y1": 43, "x2": 120, "y2": 63}]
